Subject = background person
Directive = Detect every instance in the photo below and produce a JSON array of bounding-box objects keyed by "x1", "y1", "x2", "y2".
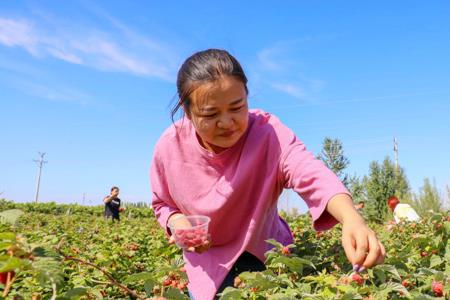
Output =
[
  {"x1": 387, "y1": 195, "x2": 420, "y2": 223},
  {"x1": 103, "y1": 186, "x2": 121, "y2": 221}
]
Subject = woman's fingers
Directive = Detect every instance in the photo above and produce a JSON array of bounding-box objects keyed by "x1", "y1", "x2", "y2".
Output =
[
  {"x1": 342, "y1": 233, "x2": 357, "y2": 265},
  {"x1": 375, "y1": 241, "x2": 386, "y2": 265},
  {"x1": 361, "y1": 231, "x2": 381, "y2": 268},
  {"x1": 168, "y1": 235, "x2": 175, "y2": 244},
  {"x1": 354, "y1": 232, "x2": 369, "y2": 266}
]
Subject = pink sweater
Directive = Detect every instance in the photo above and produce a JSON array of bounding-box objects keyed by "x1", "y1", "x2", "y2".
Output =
[{"x1": 150, "y1": 109, "x2": 349, "y2": 300}]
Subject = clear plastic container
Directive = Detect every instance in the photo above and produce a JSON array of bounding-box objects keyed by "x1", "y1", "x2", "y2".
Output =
[{"x1": 168, "y1": 215, "x2": 210, "y2": 249}]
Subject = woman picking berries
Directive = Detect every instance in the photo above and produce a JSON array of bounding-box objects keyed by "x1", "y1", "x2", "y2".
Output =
[{"x1": 151, "y1": 49, "x2": 386, "y2": 300}]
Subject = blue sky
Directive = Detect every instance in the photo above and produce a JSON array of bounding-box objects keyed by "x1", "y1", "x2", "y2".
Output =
[{"x1": 1, "y1": 1, "x2": 449, "y2": 211}]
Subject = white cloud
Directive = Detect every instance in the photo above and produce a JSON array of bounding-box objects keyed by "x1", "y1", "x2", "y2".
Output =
[
  {"x1": 271, "y1": 83, "x2": 306, "y2": 99},
  {"x1": 0, "y1": 18, "x2": 38, "y2": 55},
  {"x1": 0, "y1": 16, "x2": 177, "y2": 81},
  {"x1": 257, "y1": 47, "x2": 283, "y2": 71},
  {"x1": 254, "y1": 43, "x2": 325, "y2": 102},
  {"x1": 14, "y1": 79, "x2": 90, "y2": 105}
]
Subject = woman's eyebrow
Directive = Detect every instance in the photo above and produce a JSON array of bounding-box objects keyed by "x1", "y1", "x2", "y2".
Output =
[
  {"x1": 230, "y1": 98, "x2": 244, "y2": 106},
  {"x1": 200, "y1": 98, "x2": 245, "y2": 112}
]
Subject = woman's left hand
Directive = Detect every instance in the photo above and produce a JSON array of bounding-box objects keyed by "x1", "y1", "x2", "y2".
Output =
[{"x1": 341, "y1": 218, "x2": 386, "y2": 272}]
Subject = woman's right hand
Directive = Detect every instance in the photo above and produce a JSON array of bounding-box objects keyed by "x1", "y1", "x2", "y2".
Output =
[
  {"x1": 168, "y1": 234, "x2": 211, "y2": 253},
  {"x1": 167, "y1": 213, "x2": 211, "y2": 253}
]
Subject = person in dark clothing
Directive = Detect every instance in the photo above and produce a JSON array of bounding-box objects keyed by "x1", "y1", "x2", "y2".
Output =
[{"x1": 103, "y1": 186, "x2": 121, "y2": 221}]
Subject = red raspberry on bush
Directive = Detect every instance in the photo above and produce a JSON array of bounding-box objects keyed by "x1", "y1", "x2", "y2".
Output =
[
  {"x1": 432, "y1": 281, "x2": 443, "y2": 297},
  {"x1": 281, "y1": 246, "x2": 290, "y2": 255},
  {"x1": 352, "y1": 273, "x2": 364, "y2": 285},
  {"x1": 420, "y1": 251, "x2": 428, "y2": 257},
  {"x1": 402, "y1": 280, "x2": 409, "y2": 288}
]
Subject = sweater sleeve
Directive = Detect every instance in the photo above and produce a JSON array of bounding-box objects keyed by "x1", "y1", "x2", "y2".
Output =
[
  {"x1": 277, "y1": 122, "x2": 350, "y2": 231},
  {"x1": 150, "y1": 145, "x2": 181, "y2": 236}
]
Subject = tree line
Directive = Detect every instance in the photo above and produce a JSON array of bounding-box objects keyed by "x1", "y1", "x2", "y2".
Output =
[{"x1": 317, "y1": 137, "x2": 448, "y2": 223}]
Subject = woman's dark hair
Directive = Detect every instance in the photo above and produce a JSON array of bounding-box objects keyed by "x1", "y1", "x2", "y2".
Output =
[
  {"x1": 111, "y1": 186, "x2": 119, "y2": 192},
  {"x1": 171, "y1": 49, "x2": 248, "y2": 122}
]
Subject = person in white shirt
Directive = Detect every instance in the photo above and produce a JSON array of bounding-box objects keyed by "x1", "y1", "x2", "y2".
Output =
[{"x1": 387, "y1": 196, "x2": 420, "y2": 224}]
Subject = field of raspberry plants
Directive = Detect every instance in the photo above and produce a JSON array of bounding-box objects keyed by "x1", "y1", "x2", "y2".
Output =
[{"x1": 0, "y1": 200, "x2": 448, "y2": 300}]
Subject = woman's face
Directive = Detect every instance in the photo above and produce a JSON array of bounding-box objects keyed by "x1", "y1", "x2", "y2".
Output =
[{"x1": 187, "y1": 75, "x2": 249, "y2": 153}]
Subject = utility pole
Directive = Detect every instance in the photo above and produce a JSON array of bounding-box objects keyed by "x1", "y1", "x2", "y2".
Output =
[
  {"x1": 34, "y1": 152, "x2": 47, "y2": 203},
  {"x1": 393, "y1": 137, "x2": 399, "y2": 173},
  {"x1": 82, "y1": 193, "x2": 86, "y2": 205}
]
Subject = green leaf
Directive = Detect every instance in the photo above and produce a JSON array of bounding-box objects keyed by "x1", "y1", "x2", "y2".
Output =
[
  {"x1": 0, "y1": 232, "x2": 16, "y2": 240},
  {"x1": 124, "y1": 272, "x2": 155, "y2": 283},
  {"x1": 410, "y1": 294, "x2": 436, "y2": 300},
  {"x1": 238, "y1": 271, "x2": 278, "y2": 290},
  {"x1": 163, "y1": 287, "x2": 189, "y2": 300},
  {"x1": 89, "y1": 289, "x2": 104, "y2": 300},
  {"x1": 268, "y1": 294, "x2": 297, "y2": 300},
  {"x1": 443, "y1": 221, "x2": 450, "y2": 234},
  {"x1": 0, "y1": 256, "x2": 23, "y2": 272},
  {"x1": 218, "y1": 287, "x2": 242, "y2": 300},
  {"x1": 0, "y1": 209, "x2": 24, "y2": 225},
  {"x1": 32, "y1": 247, "x2": 60, "y2": 258},
  {"x1": 379, "y1": 282, "x2": 410, "y2": 297},
  {"x1": 429, "y1": 255, "x2": 442, "y2": 268},
  {"x1": 143, "y1": 280, "x2": 154, "y2": 297},
  {"x1": 64, "y1": 288, "x2": 88, "y2": 299},
  {"x1": 266, "y1": 239, "x2": 283, "y2": 249},
  {"x1": 0, "y1": 242, "x2": 13, "y2": 251},
  {"x1": 271, "y1": 256, "x2": 314, "y2": 274},
  {"x1": 340, "y1": 292, "x2": 363, "y2": 300},
  {"x1": 375, "y1": 264, "x2": 401, "y2": 281}
]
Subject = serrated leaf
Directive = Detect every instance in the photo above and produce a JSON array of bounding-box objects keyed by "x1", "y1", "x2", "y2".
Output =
[
  {"x1": 163, "y1": 287, "x2": 189, "y2": 300},
  {"x1": 89, "y1": 289, "x2": 104, "y2": 300},
  {"x1": 444, "y1": 221, "x2": 450, "y2": 234},
  {"x1": 271, "y1": 256, "x2": 314, "y2": 274},
  {"x1": 266, "y1": 239, "x2": 283, "y2": 249},
  {"x1": 0, "y1": 209, "x2": 24, "y2": 225},
  {"x1": 143, "y1": 280, "x2": 154, "y2": 297},
  {"x1": 32, "y1": 247, "x2": 60, "y2": 258},
  {"x1": 64, "y1": 288, "x2": 88, "y2": 299},
  {"x1": 379, "y1": 282, "x2": 410, "y2": 297},
  {"x1": 0, "y1": 242, "x2": 13, "y2": 251},
  {"x1": 375, "y1": 264, "x2": 401, "y2": 281},
  {"x1": 341, "y1": 292, "x2": 363, "y2": 300},
  {"x1": 429, "y1": 255, "x2": 442, "y2": 268},
  {"x1": 239, "y1": 271, "x2": 278, "y2": 290},
  {"x1": 0, "y1": 256, "x2": 23, "y2": 272},
  {"x1": 218, "y1": 287, "x2": 242, "y2": 300},
  {"x1": 0, "y1": 232, "x2": 16, "y2": 240},
  {"x1": 124, "y1": 272, "x2": 155, "y2": 283},
  {"x1": 268, "y1": 294, "x2": 297, "y2": 300}
]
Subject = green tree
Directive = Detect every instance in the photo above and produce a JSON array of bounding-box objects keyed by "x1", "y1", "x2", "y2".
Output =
[
  {"x1": 317, "y1": 137, "x2": 350, "y2": 186},
  {"x1": 412, "y1": 178, "x2": 442, "y2": 216},
  {"x1": 347, "y1": 175, "x2": 366, "y2": 203},
  {"x1": 363, "y1": 157, "x2": 410, "y2": 223}
]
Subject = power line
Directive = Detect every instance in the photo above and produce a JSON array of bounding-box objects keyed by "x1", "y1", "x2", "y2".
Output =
[
  {"x1": 34, "y1": 152, "x2": 47, "y2": 203},
  {"x1": 394, "y1": 137, "x2": 399, "y2": 173}
]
